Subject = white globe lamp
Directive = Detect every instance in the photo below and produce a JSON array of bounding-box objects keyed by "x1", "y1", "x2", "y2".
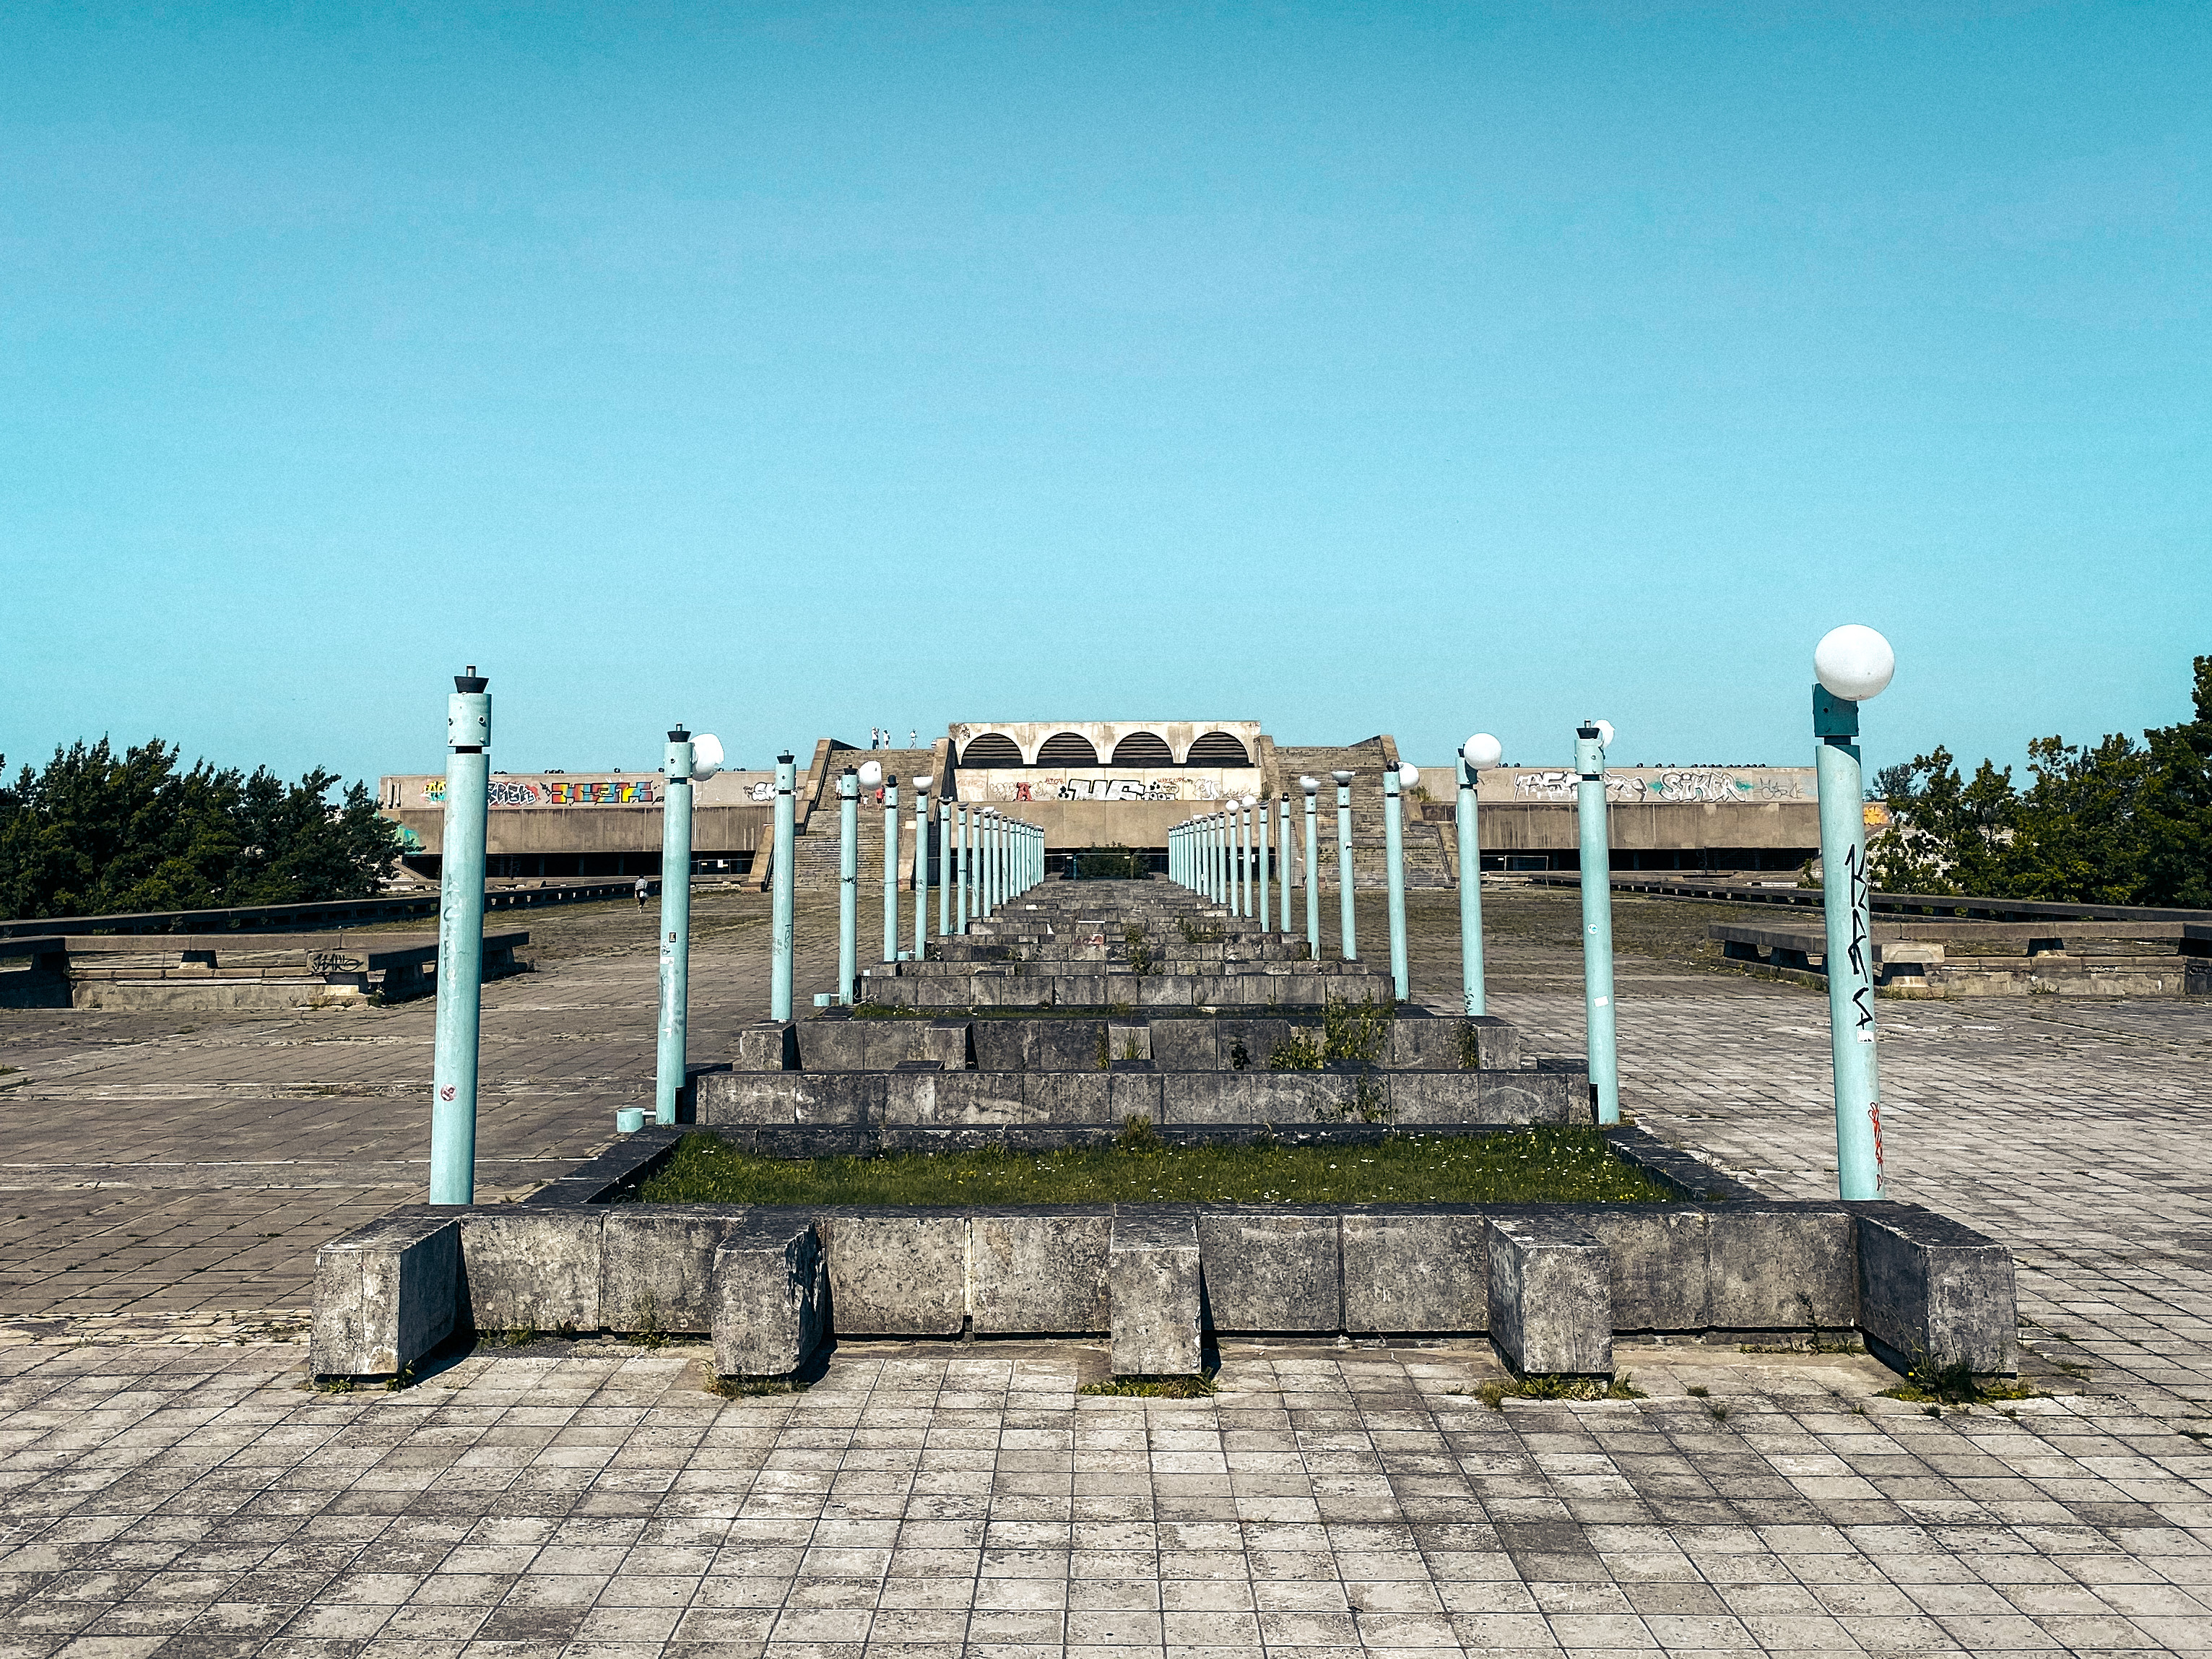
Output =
[
  {"x1": 1462, "y1": 733, "x2": 1503, "y2": 771},
  {"x1": 1814, "y1": 624, "x2": 1896, "y2": 702},
  {"x1": 857, "y1": 760, "x2": 883, "y2": 788}
]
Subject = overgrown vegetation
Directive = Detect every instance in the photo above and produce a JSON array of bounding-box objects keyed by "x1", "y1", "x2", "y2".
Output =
[
  {"x1": 634, "y1": 1127, "x2": 1681, "y2": 1206},
  {"x1": 1869, "y1": 654, "x2": 2212, "y2": 906},
  {"x1": 0, "y1": 737, "x2": 401, "y2": 919},
  {"x1": 1122, "y1": 924, "x2": 1156, "y2": 976},
  {"x1": 1460, "y1": 1372, "x2": 1647, "y2": 1408},
  {"x1": 1176, "y1": 918, "x2": 1225, "y2": 945},
  {"x1": 1074, "y1": 844, "x2": 1149, "y2": 880},
  {"x1": 1080, "y1": 1372, "x2": 1218, "y2": 1398},
  {"x1": 1267, "y1": 990, "x2": 1397, "y2": 1072},
  {"x1": 1878, "y1": 1356, "x2": 2037, "y2": 1408}
]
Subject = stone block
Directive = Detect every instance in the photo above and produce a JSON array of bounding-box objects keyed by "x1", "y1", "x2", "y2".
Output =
[
  {"x1": 1033, "y1": 1021, "x2": 1106, "y2": 1072},
  {"x1": 823, "y1": 1213, "x2": 966, "y2": 1335},
  {"x1": 458, "y1": 1210, "x2": 604, "y2": 1335},
  {"x1": 1110, "y1": 1206, "x2": 1202, "y2": 1374},
  {"x1": 1106, "y1": 1021, "x2": 1151, "y2": 1062},
  {"x1": 1486, "y1": 1215, "x2": 1612, "y2": 1377},
  {"x1": 734, "y1": 1021, "x2": 797, "y2": 1072},
  {"x1": 1218, "y1": 1019, "x2": 1293, "y2": 1072},
  {"x1": 969, "y1": 1212, "x2": 1112, "y2": 1334},
  {"x1": 920, "y1": 1071, "x2": 1032, "y2": 1126},
  {"x1": 793, "y1": 1074, "x2": 880, "y2": 1127},
  {"x1": 1706, "y1": 1205, "x2": 1857, "y2": 1333},
  {"x1": 712, "y1": 1212, "x2": 828, "y2": 1377},
  {"x1": 921, "y1": 1018, "x2": 976, "y2": 1069},
  {"x1": 1583, "y1": 1208, "x2": 1709, "y2": 1332},
  {"x1": 1025, "y1": 1071, "x2": 1110, "y2": 1125},
  {"x1": 1139, "y1": 974, "x2": 1199, "y2": 1007},
  {"x1": 1160, "y1": 1071, "x2": 1223, "y2": 1125},
  {"x1": 311, "y1": 1213, "x2": 459, "y2": 1378},
  {"x1": 1341, "y1": 1213, "x2": 1487, "y2": 1333},
  {"x1": 1855, "y1": 1203, "x2": 2018, "y2": 1376},
  {"x1": 602, "y1": 1205, "x2": 736, "y2": 1335},
  {"x1": 694, "y1": 1073, "x2": 799, "y2": 1126},
  {"x1": 1196, "y1": 1211, "x2": 1340, "y2": 1333},
  {"x1": 796, "y1": 1018, "x2": 868, "y2": 1071},
  {"x1": 1108, "y1": 1070, "x2": 1163, "y2": 1125},
  {"x1": 1386, "y1": 1013, "x2": 1522, "y2": 1071},
  {"x1": 973, "y1": 1021, "x2": 1028, "y2": 1071},
  {"x1": 1149, "y1": 1018, "x2": 1217, "y2": 1072}
]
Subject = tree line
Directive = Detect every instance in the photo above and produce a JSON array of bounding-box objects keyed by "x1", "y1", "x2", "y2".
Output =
[
  {"x1": 1868, "y1": 655, "x2": 2212, "y2": 908},
  {"x1": 0, "y1": 738, "x2": 402, "y2": 921}
]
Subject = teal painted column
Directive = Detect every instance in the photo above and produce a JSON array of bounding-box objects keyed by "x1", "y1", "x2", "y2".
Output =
[
  {"x1": 1812, "y1": 623, "x2": 1896, "y2": 1200},
  {"x1": 981, "y1": 810, "x2": 996, "y2": 916},
  {"x1": 1301, "y1": 779, "x2": 1321, "y2": 954},
  {"x1": 1576, "y1": 722, "x2": 1619, "y2": 1125},
  {"x1": 1333, "y1": 770, "x2": 1356, "y2": 961},
  {"x1": 1256, "y1": 797, "x2": 1270, "y2": 928},
  {"x1": 957, "y1": 805, "x2": 969, "y2": 931},
  {"x1": 1454, "y1": 736, "x2": 1501, "y2": 1016},
  {"x1": 429, "y1": 667, "x2": 490, "y2": 1205},
  {"x1": 654, "y1": 728, "x2": 695, "y2": 1126},
  {"x1": 1233, "y1": 802, "x2": 1247, "y2": 918},
  {"x1": 945, "y1": 800, "x2": 956, "y2": 928},
  {"x1": 914, "y1": 780, "x2": 932, "y2": 961},
  {"x1": 1213, "y1": 812, "x2": 1226, "y2": 905},
  {"x1": 837, "y1": 768, "x2": 859, "y2": 1003},
  {"x1": 1278, "y1": 796, "x2": 1293, "y2": 932},
  {"x1": 1383, "y1": 766, "x2": 1408, "y2": 1002},
  {"x1": 882, "y1": 776, "x2": 901, "y2": 963},
  {"x1": 771, "y1": 753, "x2": 796, "y2": 1022}
]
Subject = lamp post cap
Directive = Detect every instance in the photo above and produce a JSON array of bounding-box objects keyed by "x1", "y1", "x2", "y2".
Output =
[
  {"x1": 1330, "y1": 769, "x2": 1354, "y2": 784},
  {"x1": 454, "y1": 666, "x2": 488, "y2": 693},
  {"x1": 1300, "y1": 775, "x2": 1320, "y2": 791}
]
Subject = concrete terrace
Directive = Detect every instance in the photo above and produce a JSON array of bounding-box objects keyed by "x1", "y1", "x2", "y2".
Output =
[{"x1": 0, "y1": 883, "x2": 2207, "y2": 1657}]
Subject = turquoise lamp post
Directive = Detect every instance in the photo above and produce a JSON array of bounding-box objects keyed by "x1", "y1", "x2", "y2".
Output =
[
  {"x1": 837, "y1": 768, "x2": 859, "y2": 1003},
  {"x1": 1575, "y1": 721, "x2": 1618, "y2": 1125},
  {"x1": 1300, "y1": 777, "x2": 1321, "y2": 955},
  {"x1": 1813, "y1": 624, "x2": 1896, "y2": 1200},
  {"x1": 430, "y1": 667, "x2": 490, "y2": 1205},
  {"x1": 771, "y1": 752, "x2": 796, "y2": 1021},
  {"x1": 1383, "y1": 764, "x2": 1412, "y2": 1002},
  {"x1": 1457, "y1": 734, "x2": 1502, "y2": 1016},
  {"x1": 1332, "y1": 771, "x2": 1356, "y2": 961}
]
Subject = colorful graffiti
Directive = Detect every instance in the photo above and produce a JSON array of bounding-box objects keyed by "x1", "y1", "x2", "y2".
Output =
[
  {"x1": 990, "y1": 775, "x2": 1226, "y2": 803},
  {"x1": 1507, "y1": 770, "x2": 1810, "y2": 805},
  {"x1": 417, "y1": 778, "x2": 657, "y2": 807}
]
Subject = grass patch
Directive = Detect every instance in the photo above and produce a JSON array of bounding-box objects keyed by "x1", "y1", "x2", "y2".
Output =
[
  {"x1": 1080, "y1": 1372, "x2": 1218, "y2": 1398},
  {"x1": 1878, "y1": 1357, "x2": 2039, "y2": 1408},
  {"x1": 635, "y1": 1127, "x2": 1683, "y2": 1208},
  {"x1": 1462, "y1": 1372, "x2": 1647, "y2": 1408},
  {"x1": 706, "y1": 1374, "x2": 806, "y2": 1398}
]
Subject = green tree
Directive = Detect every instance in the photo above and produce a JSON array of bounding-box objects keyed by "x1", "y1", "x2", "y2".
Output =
[
  {"x1": 0, "y1": 738, "x2": 401, "y2": 922},
  {"x1": 2135, "y1": 654, "x2": 2212, "y2": 907},
  {"x1": 1866, "y1": 746, "x2": 2014, "y2": 896}
]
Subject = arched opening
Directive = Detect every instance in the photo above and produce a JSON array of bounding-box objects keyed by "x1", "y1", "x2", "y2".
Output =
[
  {"x1": 1110, "y1": 731, "x2": 1172, "y2": 766},
  {"x1": 1037, "y1": 732, "x2": 1100, "y2": 766},
  {"x1": 959, "y1": 733, "x2": 1022, "y2": 767},
  {"x1": 1185, "y1": 732, "x2": 1250, "y2": 766}
]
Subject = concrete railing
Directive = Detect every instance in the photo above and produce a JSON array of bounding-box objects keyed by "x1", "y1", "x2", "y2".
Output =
[
  {"x1": 1529, "y1": 872, "x2": 2212, "y2": 925},
  {"x1": 0, "y1": 880, "x2": 646, "y2": 941}
]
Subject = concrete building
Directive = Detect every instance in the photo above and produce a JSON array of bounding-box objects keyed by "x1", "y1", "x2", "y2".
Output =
[{"x1": 378, "y1": 720, "x2": 1818, "y2": 886}]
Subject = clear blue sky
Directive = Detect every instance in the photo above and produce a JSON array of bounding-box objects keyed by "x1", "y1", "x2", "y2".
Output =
[{"x1": 4, "y1": 2, "x2": 2206, "y2": 787}]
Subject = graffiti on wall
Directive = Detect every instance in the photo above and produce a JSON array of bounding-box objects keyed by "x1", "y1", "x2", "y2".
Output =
[
  {"x1": 1507, "y1": 770, "x2": 1809, "y2": 805},
  {"x1": 419, "y1": 778, "x2": 659, "y2": 807},
  {"x1": 990, "y1": 775, "x2": 1223, "y2": 803}
]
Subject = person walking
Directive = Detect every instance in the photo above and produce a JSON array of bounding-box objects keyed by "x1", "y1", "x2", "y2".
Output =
[{"x1": 635, "y1": 875, "x2": 649, "y2": 909}]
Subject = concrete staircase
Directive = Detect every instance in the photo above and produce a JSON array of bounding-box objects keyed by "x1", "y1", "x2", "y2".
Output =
[
  {"x1": 1271, "y1": 740, "x2": 1454, "y2": 888},
  {"x1": 790, "y1": 749, "x2": 940, "y2": 893}
]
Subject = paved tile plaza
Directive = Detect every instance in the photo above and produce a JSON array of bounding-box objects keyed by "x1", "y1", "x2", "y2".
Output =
[{"x1": 0, "y1": 886, "x2": 2208, "y2": 1656}]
